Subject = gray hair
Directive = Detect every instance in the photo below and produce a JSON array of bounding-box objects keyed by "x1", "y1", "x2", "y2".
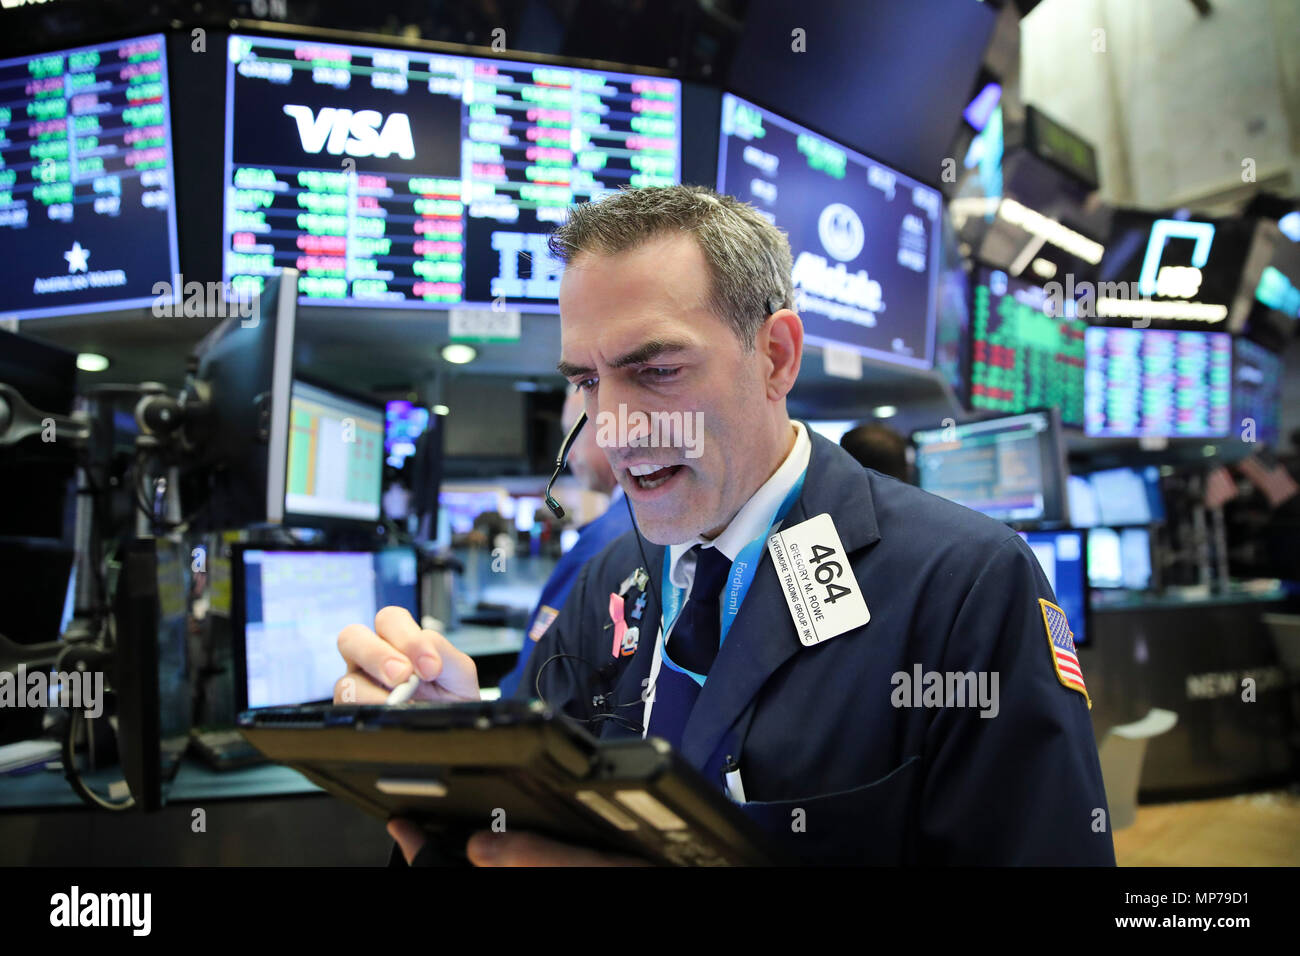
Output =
[{"x1": 545, "y1": 184, "x2": 794, "y2": 350}]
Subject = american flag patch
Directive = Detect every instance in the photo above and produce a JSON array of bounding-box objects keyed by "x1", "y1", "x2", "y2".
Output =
[
  {"x1": 1039, "y1": 598, "x2": 1091, "y2": 709},
  {"x1": 528, "y1": 605, "x2": 559, "y2": 643}
]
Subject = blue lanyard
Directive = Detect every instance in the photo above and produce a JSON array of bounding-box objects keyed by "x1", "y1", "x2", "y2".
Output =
[{"x1": 659, "y1": 468, "x2": 807, "y2": 687}]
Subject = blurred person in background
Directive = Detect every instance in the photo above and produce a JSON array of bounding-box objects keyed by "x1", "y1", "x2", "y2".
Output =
[
  {"x1": 840, "y1": 421, "x2": 911, "y2": 483},
  {"x1": 496, "y1": 387, "x2": 632, "y2": 697}
]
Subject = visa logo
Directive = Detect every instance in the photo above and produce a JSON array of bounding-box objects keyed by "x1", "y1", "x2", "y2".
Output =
[{"x1": 282, "y1": 105, "x2": 415, "y2": 160}]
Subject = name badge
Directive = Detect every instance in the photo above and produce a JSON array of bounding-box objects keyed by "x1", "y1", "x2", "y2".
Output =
[{"x1": 766, "y1": 512, "x2": 870, "y2": 646}]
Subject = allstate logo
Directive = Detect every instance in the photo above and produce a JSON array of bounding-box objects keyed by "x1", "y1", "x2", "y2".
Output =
[{"x1": 817, "y1": 203, "x2": 864, "y2": 262}]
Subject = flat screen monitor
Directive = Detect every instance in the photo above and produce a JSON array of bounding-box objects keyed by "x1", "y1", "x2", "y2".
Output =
[
  {"x1": 183, "y1": 268, "x2": 298, "y2": 531},
  {"x1": 285, "y1": 379, "x2": 385, "y2": 525},
  {"x1": 385, "y1": 399, "x2": 430, "y2": 467},
  {"x1": 0, "y1": 35, "x2": 181, "y2": 320},
  {"x1": 1091, "y1": 212, "x2": 1251, "y2": 330},
  {"x1": 1086, "y1": 527, "x2": 1122, "y2": 588},
  {"x1": 1088, "y1": 466, "x2": 1165, "y2": 526},
  {"x1": 970, "y1": 267, "x2": 1086, "y2": 426},
  {"x1": 222, "y1": 34, "x2": 681, "y2": 311},
  {"x1": 1067, "y1": 475, "x2": 1099, "y2": 528},
  {"x1": 1120, "y1": 527, "x2": 1153, "y2": 590},
  {"x1": 233, "y1": 546, "x2": 419, "y2": 709},
  {"x1": 1018, "y1": 529, "x2": 1087, "y2": 646},
  {"x1": 1087, "y1": 526, "x2": 1152, "y2": 590},
  {"x1": 912, "y1": 409, "x2": 1069, "y2": 525},
  {"x1": 715, "y1": 92, "x2": 941, "y2": 369},
  {"x1": 1231, "y1": 338, "x2": 1282, "y2": 447},
  {"x1": 439, "y1": 489, "x2": 505, "y2": 534},
  {"x1": 1084, "y1": 327, "x2": 1231, "y2": 438}
]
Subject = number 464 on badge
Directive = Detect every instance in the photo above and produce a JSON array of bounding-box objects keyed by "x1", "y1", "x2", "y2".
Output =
[{"x1": 767, "y1": 513, "x2": 870, "y2": 647}]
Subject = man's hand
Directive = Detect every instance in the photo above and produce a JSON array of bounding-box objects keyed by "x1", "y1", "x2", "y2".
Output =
[
  {"x1": 334, "y1": 606, "x2": 480, "y2": 704},
  {"x1": 387, "y1": 819, "x2": 649, "y2": 867}
]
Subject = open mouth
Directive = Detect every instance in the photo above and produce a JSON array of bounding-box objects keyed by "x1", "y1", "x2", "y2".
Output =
[{"x1": 627, "y1": 463, "x2": 684, "y2": 491}]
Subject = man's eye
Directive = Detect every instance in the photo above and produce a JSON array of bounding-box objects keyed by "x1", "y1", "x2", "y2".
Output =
[
  {"x1": 576, "y1": 377, "x2": 598, "y2": 391},
  {"x1": 642, "y1": 367, "x2": 680, "y2": 380}
]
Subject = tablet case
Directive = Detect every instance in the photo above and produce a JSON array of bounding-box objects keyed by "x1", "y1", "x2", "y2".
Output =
[{"x1": 237, "y1": 699, "x2": 784, "y2": 866}]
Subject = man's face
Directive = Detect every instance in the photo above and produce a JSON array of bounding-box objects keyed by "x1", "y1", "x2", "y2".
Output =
[{"x1": 557, "y1": 233, "x2": 767, "y2": 545}]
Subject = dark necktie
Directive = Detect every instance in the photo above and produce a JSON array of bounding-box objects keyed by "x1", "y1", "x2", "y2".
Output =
[{"x1": 667, "y1": 544, "x2": 732, "y2": 676}]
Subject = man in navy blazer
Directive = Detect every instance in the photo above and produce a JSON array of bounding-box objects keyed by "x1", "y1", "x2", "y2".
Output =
[{"x1": 336, "y1": 185, "x2": 1115, "y2": 866}]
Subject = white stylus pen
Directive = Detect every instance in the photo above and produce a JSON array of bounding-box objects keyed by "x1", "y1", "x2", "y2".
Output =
[{"x1": 386, "y1": 673, "x2": 420, "y2": 705}]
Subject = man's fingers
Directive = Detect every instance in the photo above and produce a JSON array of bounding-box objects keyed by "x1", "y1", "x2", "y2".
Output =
[
  {"x1": 333, "y1": 669, "x2": 390, "y2": 704},
  {"x1": 466, "y1": 831, "x2": 649, "y2": 867},
  {"x1": 373, "y1": 606, "x2": 479, "y2": 700},
  {"x1": 336, "y1": 608, "x2": 480, "y2": 702},
  {"x1": 387, "y1": 818, "x2": 427, "y2": 865},
  {"x1": 337, "y1": 622, "x2": 413, "y2": 691}
]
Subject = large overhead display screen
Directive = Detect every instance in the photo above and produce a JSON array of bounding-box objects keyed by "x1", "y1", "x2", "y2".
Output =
[
  {"x1": 1084, "y1": 327, "x2": 1231, "y2": 438},
  {"x1": 716, "y1": 92, "x2": 941, "y2": 369},
  {"x1": 0, "y1": 34, "x2": 180, "y2": 320},
  {"x1": 223, "y1": 35, "x2": 681, "y2": 311}
]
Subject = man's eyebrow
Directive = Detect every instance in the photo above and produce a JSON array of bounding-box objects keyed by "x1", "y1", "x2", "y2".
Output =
[
  {"x1": 556, "y1": 359, "x2": 594, "y2": 379},
  {"x1": 556, "y1": 339, "x2": 693, "y2": 379},
  {"x1": 609, "y1": 339, "x2": 692, "y2": 368}
]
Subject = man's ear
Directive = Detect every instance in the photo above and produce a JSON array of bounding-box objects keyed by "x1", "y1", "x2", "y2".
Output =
[{"x1": 759, "y1": 309, "x2": 803, "y2": 401}]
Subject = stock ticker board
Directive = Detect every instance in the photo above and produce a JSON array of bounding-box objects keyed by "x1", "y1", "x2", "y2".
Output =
[
  {"x1": 970, "y1": 268, "x2": 1086, "y2": 427},
  {"x1": 0, "y1": 34, "x2": 180, "y2": 320},
  {"x1": 1084, "y1": 327, "x2": 1232, "y2": 439},
  {"x1": 222, "y1": 35, "x2": 681, "y2": 311}
]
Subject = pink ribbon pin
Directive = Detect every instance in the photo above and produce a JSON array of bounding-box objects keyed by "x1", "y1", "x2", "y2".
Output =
[{"x1": 608, "y1": 592, "x2": 627, "y2": 659}]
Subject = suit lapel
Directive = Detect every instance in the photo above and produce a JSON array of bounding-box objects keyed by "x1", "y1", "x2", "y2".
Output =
[{"x1": 603, "y1": 540, "x2": 665, "y2": 737}]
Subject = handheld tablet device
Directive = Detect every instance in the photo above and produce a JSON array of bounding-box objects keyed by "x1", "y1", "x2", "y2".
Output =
[{"x1": 237, "y1": 699, "x2": 784, "y2": 866}]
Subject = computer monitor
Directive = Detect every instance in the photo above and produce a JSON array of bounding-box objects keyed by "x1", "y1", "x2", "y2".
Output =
[
  {"x1": 181, "y1": 268, "x2": 298, "y2": 531},
  {"x1": 0, "y1": 34, "x2": 182, "y2": 321},
  {"x1": 112, "y1": 536, "x2": 191, "y2": 811},
  {"x1": 1086, "y1": 527, "x2": 1122, "y2": 588},
  {"x1": 1232, "y1": 338, "x2": 1283, "y2": 447},
  {"x1": 1018, "y1": 529, "x2": 1087, "y2": 646},
  {"x1": 970, "y1": 266, "x2": 1087, "y2": 426},
  {"x1": 284, "y1": 379, "x2": 385, "y2": 527},
  {"x1": 716, "y1": 92, "x2": 941, "y2": 369},
  {"x1": 385, "y1": 400, "x2": 430, "y2": 468},
  {"x1": 1087, "y1": 526, "x2": 1152, "y2": 590},
  {"x1": 440, "y1": 489, "x2": 506, "y2": 535},
  {"x1": 1066, "y1": 475, "x2": 1100, "y2": 528},
  {"x1": 1088, "y1": 466, "x2": 1165, "y2": 526},
  {"x1": 911, "y1": 409, "x2": 1070, "y2": 525},
  {"x1": 1084, "y1": 327, "x2": 1232, "y2": 438},
  {"x1": 1120, "y1": 527, "x2": 1153, "y2": 590},
  {"x1": 232, "y1": 546, "x2": 419, "y2": 710}
]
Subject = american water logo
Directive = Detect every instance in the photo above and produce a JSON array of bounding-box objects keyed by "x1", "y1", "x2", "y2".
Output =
[{"x1": 49, "y1": 886, "x2": 151, "y2": 936}]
